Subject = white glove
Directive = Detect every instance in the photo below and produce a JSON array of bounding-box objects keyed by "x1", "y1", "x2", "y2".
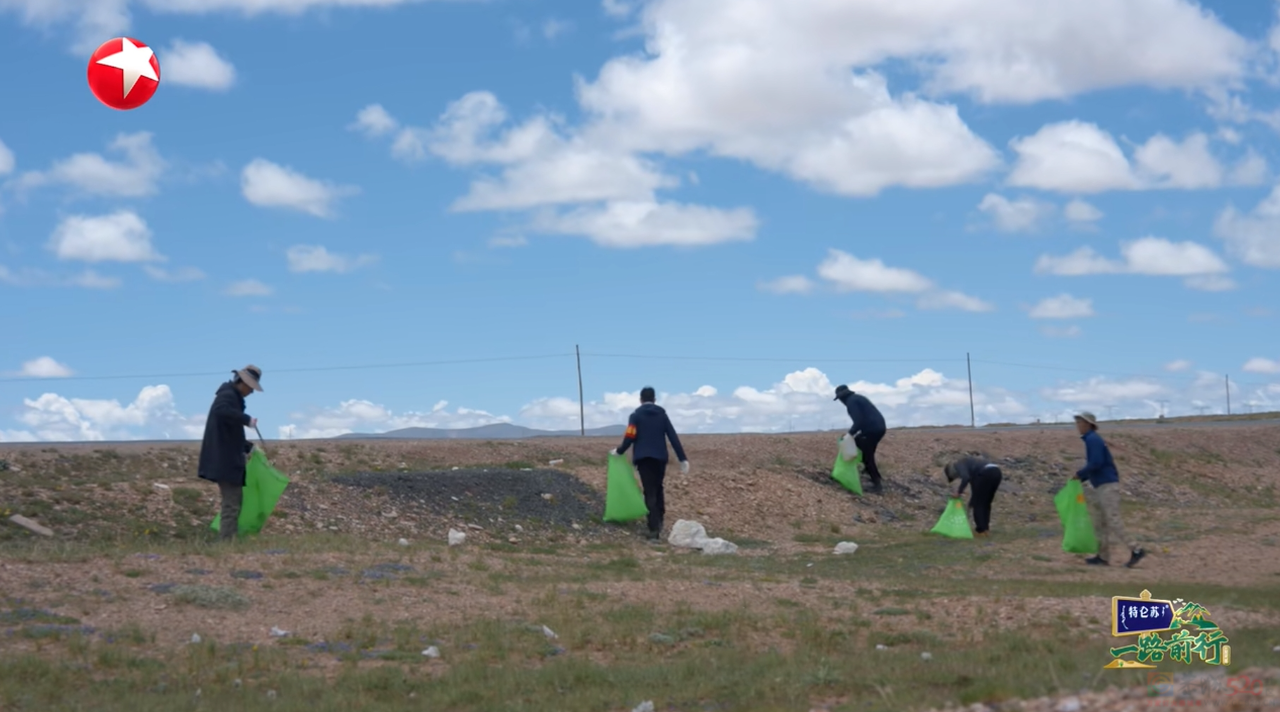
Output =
[
  {"x1": 680, "y1": 460, "x2": 690, "y2": 475},
  {"x1": 840, "y1": 435, "x2": 860, "y2": 461},
  {"x1": 609, "y1": 449, "x2": 619, "y2": 456}
]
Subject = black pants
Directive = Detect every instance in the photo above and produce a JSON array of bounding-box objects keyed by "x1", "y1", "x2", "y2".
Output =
[
  {"x1": 635, "y1": 457, "x2": 666, "y2": 534},
  {"x1": 968, "y1": 466, "x2": 1002, "y2": 533},
  {"x1": 853, "y1": 430, "x2": 885, "y2": 485}
]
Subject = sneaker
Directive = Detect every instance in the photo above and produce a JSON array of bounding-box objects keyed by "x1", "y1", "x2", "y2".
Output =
[
  {"x1": 1125, "y1": 548, "x2": 1145, "y2": 568},
  {"x1": 1086, "y1": 556, "x2": 1109, "y2": 566},
  {"x1": 868, "y1": 482, "x2": 884, "y2": 495},
  {"x1": 646, "y1": 529, "x2": 661, "y2": 542}
]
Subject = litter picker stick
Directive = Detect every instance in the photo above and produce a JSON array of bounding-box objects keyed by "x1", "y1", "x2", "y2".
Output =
[{"x1": 253, "y1": 425, "x2": 269, "y2": 459}]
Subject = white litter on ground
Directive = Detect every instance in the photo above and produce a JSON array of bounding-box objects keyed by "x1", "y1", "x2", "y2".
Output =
[
  {"x1": 448, "y1": 528, "x2": 466, "y2": 546},
  {"x1": 669, "y1": 519, "x2": 738, "y2": 555},
  {"x1": 833, "y1": 542, "x2": 859, "y2": 555}
]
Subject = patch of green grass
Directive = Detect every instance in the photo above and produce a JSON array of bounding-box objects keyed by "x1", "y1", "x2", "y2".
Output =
[{"x1": 170, "y1": 585, "x2": 250, "y2": 611}]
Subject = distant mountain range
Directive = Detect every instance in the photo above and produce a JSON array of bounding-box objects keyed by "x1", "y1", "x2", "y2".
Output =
[{"x1": 335, "y1": 423, "x2": 628, "y2": 440}]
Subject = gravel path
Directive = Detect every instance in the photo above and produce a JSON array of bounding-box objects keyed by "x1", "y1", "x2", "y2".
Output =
[{"x1": 331, "y1": 467, "x2": 608, "y2": 533}]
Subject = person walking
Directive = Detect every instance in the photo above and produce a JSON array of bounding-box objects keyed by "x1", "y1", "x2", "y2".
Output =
[
  {"x1": 1074, "y1": 412, "x2": 1145, "y2": 568},
  {"x1": 611, "y1": 386, "x2": 689, "y2": 541},
  {"x1": 943, "y1": 454, "x2": 1003, "y2": 536},
  {"x1": 834, "y1": 384, "x2": 888, "y2": 494},
  {"x1": 198, "y1": 365, "x2": 263, "y2": 542}
]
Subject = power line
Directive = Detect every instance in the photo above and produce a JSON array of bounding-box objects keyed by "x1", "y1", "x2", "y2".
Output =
[
  {"x1": 0, "y1": 353, "x2": 575, "y2": 384},
  {"x1": 970, "y1": 358, "x2": 1274, "y2": 388},
  {"x1": 581, "y1": 353, "x2": 965, "y2": 364}
]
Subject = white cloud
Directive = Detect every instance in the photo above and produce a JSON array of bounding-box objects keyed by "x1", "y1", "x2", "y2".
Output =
[
  {"x1": 487, "y1": 233, "x2": 527, "y2": 248},
  {"x1": 529, "y1": 200, "x2": 757, "y2": 248},
  {"x1": 1243, "y1": 357, "x2": 1280, "y2": 374},
  {"x1": 1229, "y1": 150, "x2": 1268, "y2": 186},
  {"x1": 13, "y1": 357, "x2": 73, "y2": 378},
  {"x1": 542, "y1": 18, "x2": 572, "y2": 39},
  {"x1": 161, "y1": 40, "x2": 236, "y2": 90},
  {"x1": 757, "y1": 275, "x2": 815, "y2": 294},
  {"x1": 225, "y1": 279, "x2": 272, "y2": 297},
  {"x1": 285, "y1": 244, "x2": 378, "y2": 273},
  {"x1": 601, "y1": 0, "x2": 633, "y2": 17},
  {"x1": 240, "y1": 159, "x2": 358, "y2": 218},
  {"x1": 69, "y1": 270, "x2": 121, "y2": 289},
  {"x1": 1217, "y1": 128, "x2": 1243, "y2": 145},
  {"x1": 1213, "y1": 184, "x2": 1280, "y2": 268},
  {"x1": 1041, "y1": 377, "x2": 1167, "y2": 406},
  {"x1": 144, "y1": 265, "x2": 205, "y2": 282},
  {"x1": 278, "y1": 399, "x2": 512, "y2": 440},
  {"x1": 1035, "y1": 237, "x2": 1233, "y2": 290},
  {"x1": 1165, "y1": 359, "x2": 1193, "y2": 372},
  {"x1": 1, "y1": 263, "x2": 119, "y2": 289},
  {"x1": 349, "y1": 104, "x2": 399, "y2": 138},
  {"x1": 0, "y1": 138, "x2": 13, "y2": 175},
  {"x1": 10, "y1": 132, "x2": 165, "y2": 197},
  {"x1": 815, "y1": 249, "x2": 989, "y2": 311},
  {"x1": 1007, "y1": 123, "x2": 1227, "y2": 193},
  {"x1": 817, "y1": 250, "x2": 934, "y2": 293},
  {"x1": 1063, "y1": 198, "x2": 1104, "y2": 224},
  {"x1": 48, "y1": 210, "x2": 163, "y2": 263},
  {"x1": 4, "y1": 385, "x2": 202, "y2": 442},
  {"x1": 1028, "y1": 294, "x2": 1094, "y2": 319},
  {"x1": 977, "y1": 193, "x2": 1054, "y2": 233}
]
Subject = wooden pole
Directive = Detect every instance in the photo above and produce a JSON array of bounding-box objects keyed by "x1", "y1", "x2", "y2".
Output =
[
  {"x1": 576, "y1": 345, "x2": 585, "y2": 436},
  {"x1": 966, "y1": 352, "x2": 976, "y2": 428},
  {"x1": 1225, "y1": 374, "x2": 1231, "y2": 415}
]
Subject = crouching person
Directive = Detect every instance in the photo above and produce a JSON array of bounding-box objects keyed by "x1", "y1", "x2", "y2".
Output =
[{"x1": 943, "y1": 454, "x2": 1002, "y2": 536}]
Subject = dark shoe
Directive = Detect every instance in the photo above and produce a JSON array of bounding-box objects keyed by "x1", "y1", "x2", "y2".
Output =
[
  {"x1": 1086, "y1": 556, "x2": 1109, "y2": 566},
  {"x1": 867, "y1": 481, "x2": 884, "y2": 495},
  {"x1": 646, "y1": 529, "x2": 661, "y2": 542},
  {"x1": 975, "y1": 531, "x2": 989, "y2": 537},
  {"x1": 1124, "y1": 548, "x2": 1145, "y2": 568}
]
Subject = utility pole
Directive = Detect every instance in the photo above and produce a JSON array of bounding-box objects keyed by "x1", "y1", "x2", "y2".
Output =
[
  {"x1": 1225, "y1": 375, "x2": 1232, "y2": 415},
  {"x1": 1105, "y1": 405, "x2": 1116, "y2": 421},
  {"x1": 575, "y1": 345, "x2": 585, "y2": 436},
  {"x1": 966, "y1": 352, "x2": 976, "y2": 428},
  {"x1": 1157, "y1": 400, "x2": 1169, "y2": 418}
]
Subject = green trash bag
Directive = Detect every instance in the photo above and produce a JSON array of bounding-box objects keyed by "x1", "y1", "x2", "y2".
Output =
[
  {"x1": 602, "y1": 453, "x2": 649, "y2": 523},
  {"x1": 211, "y1": 449, "x2": 291, "y2": 537},
  {"x1": 831, "y1": 439, "x2": 863, "y2": 495},
  {"x1": 929, "y1": 498, "x2": 974, "y2": 539},
  {"x1": 1054, "y1": 478, "x2": 1098, "y2": 554}
]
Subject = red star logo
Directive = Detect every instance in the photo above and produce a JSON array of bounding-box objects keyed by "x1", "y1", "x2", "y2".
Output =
[{"x1": 87, "y1": 37, "x2": 161, "y2": 111}]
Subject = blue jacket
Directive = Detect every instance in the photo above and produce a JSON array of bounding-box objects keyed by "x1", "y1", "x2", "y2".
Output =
[
  {"x1": 616, "y1": 403, "x2": 687, "y2": 464},
  {"x1": 840, "y1": 393, "x2": 886, "y2": 436},
  {"x1": 1077, "y1": 430, "x2": 1119, "y2": 487}
]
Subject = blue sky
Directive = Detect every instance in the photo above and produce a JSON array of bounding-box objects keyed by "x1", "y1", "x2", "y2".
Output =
[{"x1": 2, "y1": 0, "x2": 1280, "y2": 441}]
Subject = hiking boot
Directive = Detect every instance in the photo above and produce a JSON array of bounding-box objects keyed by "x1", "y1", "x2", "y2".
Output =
[
  {"x1": 1085, "y1": 556, "x2": 1109, "y2": 566},
  {"x1": 868, "y1": 481, "x2": 884, "y2": 495},
  {"x1": 1124, "y1": 548, "x2": 1145, "y2": 569},
  {"x1": 975, "y1": 531, "x2": 989, "y2": 537},
  {"x1": 646, "y1": 529, "x2": 661, "y2": 542}
]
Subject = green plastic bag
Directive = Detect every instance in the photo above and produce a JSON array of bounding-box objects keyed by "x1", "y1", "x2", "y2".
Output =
[
  {"x1": 929, "y1": 498, "x2": 974, "y2": 539},
  {"x1": 211, "y1": 449, "x2": 291, "y2": 536},
  {"x1": 831, "y1": 439, "x2": 863, "y2": 495},
  {"x1": 602, "y1": 453, "x2": 649, "y2": 523},
  {"x1": 1055, "y1": 478, "x2": 1098, "y2": 554}
]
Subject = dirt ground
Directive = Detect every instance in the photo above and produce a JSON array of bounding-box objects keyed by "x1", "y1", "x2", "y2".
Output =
[{"x1": 2, "y1": 423, "x2": 1279, "y2": 710}]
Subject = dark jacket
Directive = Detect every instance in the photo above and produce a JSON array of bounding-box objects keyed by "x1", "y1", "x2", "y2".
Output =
[
  {"x1": 946, "y1": 456, "x2": 1001, "y2": 496},
  {"x1": 1077, "y1": 430, "x2": 1119, "y2": 487},
  {"x1": 616, "y1": 402, "x2": 687, "y2": 464},
  {"x1": 840, "y1": 393, "x2": 886, "y2": 436},
  {"x1": 198, "y1": 381, "x2": 254, "y2": 486}
]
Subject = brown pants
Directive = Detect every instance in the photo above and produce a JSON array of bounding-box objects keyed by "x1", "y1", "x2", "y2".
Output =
[
  {"x1": 1084, "y1": 482, "x2": 1137, "y2": 562},
  {"x1": 218, "y1": 482, "x2": 243, "y2": 541}
]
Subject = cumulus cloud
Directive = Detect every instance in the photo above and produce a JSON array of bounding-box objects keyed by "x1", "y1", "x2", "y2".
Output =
[
  {"x1": 11, "y1": 357, "x2": 74, "y2": 378},
  {"x1": 0, "y1": 385, "x2": 203, "y2": 442},
  {"x1": 10, "y1": 132, "x2": 165, "y2": 197},
  {"x1": 240, "y1": 159, "x2": 358, "y2": 218},
  {"x1": 977, "y1": 193, "x2": 1055, "y2": 233},
  {"x1": 224, "y1": 279, "x2": 272, "y2": 297},
  {"x1": 48, "y1": 210, "x2": 163, "y2": 263},
  {"x1": 161, "y1": 40, "x2": 236, "y2": 90},
  {"x1": 1034, "y1": 237, "x2": 1234, "y2": 291},
  {"x1": 815, "y1": 249, "x2": 993, "y2": 312},
  {"x1": 0, "y1": 138, "x2": 13, "y2": 175},
  {"x1": 1007, "y1": 123, "x2": 1231, "y2": 193},
  {"x1": 285, "y1": 244, "x2": 378, "y2": 273},
  {"x1": 1214, "y1": 184, "x2": 1280, "y2": 269},
  {"x1": 757, "y1": 275, "x2": 815, "y2": 295},
  {"x1": 1243, "y1": 357, "x2": 1280, "y2": 374},
  {"x1": 1028, "y1": 294, "x2": 1094, "y2": 320},
  {"x1": 1063, "y1": 198, "x2": 1104, "y2": 224},
  {"x1": 1165, "y1": 359, "x2": 1192, "y2": 372}
]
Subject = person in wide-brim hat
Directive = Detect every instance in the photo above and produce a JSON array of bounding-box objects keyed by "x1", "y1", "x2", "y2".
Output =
[
  {"x1": 1073, "y1": 410, "x2": 1145, "y2": 568},
  {"x1": 235, "y1": 365, "x2": 264, "y2": 392}
]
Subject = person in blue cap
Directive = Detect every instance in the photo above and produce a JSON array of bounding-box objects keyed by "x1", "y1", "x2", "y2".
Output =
[
  {"x1": 611, "y1": 386, "x2": 689, "y2": 541},
  {"x1": 834, "y1": 384, "x2": 887, "y2": 494}
]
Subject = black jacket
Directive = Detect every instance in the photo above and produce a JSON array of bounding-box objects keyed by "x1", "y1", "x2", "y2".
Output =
[
  {"x1": 616, "y1": 402, "x2": 687, "y2": 464},
  {"x1": 947, "y1": 456, "x2": 1000, "y2": 496},
  {"x1": 840, "y1": 393, "x2": 886, "y2": 436},
  {"x1": 198, "y1": 381, "x2": 254, "y2": 486}
]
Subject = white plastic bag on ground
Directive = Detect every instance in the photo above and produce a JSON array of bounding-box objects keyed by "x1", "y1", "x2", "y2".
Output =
[
  {"x1": 669, "y1": 519, "x2": 709, "y2": 548},
  {"x1": 833, "y1": 542, "x2": 859, "y2": 555},
  {"x1": 700, "y1": 538, "x2": 738, "y2": 555},
  {"x1": 447, "y1": 528, "x2": 466, "y2": 546}
]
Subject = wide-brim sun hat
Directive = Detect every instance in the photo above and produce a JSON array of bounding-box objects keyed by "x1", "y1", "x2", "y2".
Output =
[
  {"x1": 235, "y1": 365, "x2": 263, "y2": 392},
  {"x1": 1074, "y1": 411, "x2": 1097, "y2": 427}
]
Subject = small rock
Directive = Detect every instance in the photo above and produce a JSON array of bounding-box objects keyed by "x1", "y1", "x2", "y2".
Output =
[
  {"x1": 508, "y1": 537, "x2": 519, "y2": 544},
  {"x1": 700, "y1": 538, "x2": 738, "y2": 555},
  {"x1": 190, "y1": 633, "x2": 202, "y2": 644},
  {"x1": 920, "y1": 651, "x2": 932, "y2": 661},
  {"x1": 397, "y1": 538, "x2": 409, "y2": 547},
  {"x1": 422, "y1": 646, "x2": 441, "y2": 659},
  {"x1": 267, "y1": 690, "x2": 277, "y2": 700},
  {"x1": 8, "y1": 514, "x2": 54, "y2": 537},
  {"x1": 549, "y1": 459, "x2": 564, "y2": 466},
  {"x1": 649, "y1": 633, "x2": 675, "y2": 645},
  {"x1": 270, "y1": 626, "x2": 289, "y2": 638},
  {"x1": 572, "y1": 523, "x2": 582, "y2": 530},
  {"x1": 542, "y1": 625, "x2": 558, "y2": 639},
  {"x1": 195, "y1": 688, "x2": 201, "y2": 698},
  {"x1": 467, "y1": 523, "x2": 483, "y2": 530},
  {"x1": 875, "y1": 644, "x2": 888, "y2": 650},
  {"x1": 1273, "y1": 645, "x2": 1280, "y2": 652},
  {"x1": 514, "y1": 524, "x2": 523, "y2": 532},
  {"x1": 1055, "y1": 698, "x2": 1082, "y2": 712},
  {"x1": 833, "y1": 541, "x2": 859, "y2": 555},
  {"x1": 448, "y1": 529, "x2": 466, "y2": 546},
  {"x1": 541, "y1": 493, "x2": 554, "y2": 501},
  {"x1": 152, "y1": 483, "x2": 171, "y2": 494},
  {"x1": 233, "y1": 679, "x2": 242, "y2": 689},
  {"x1": 632, "y1": 702, "x2": 655, "y2": 712}
]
